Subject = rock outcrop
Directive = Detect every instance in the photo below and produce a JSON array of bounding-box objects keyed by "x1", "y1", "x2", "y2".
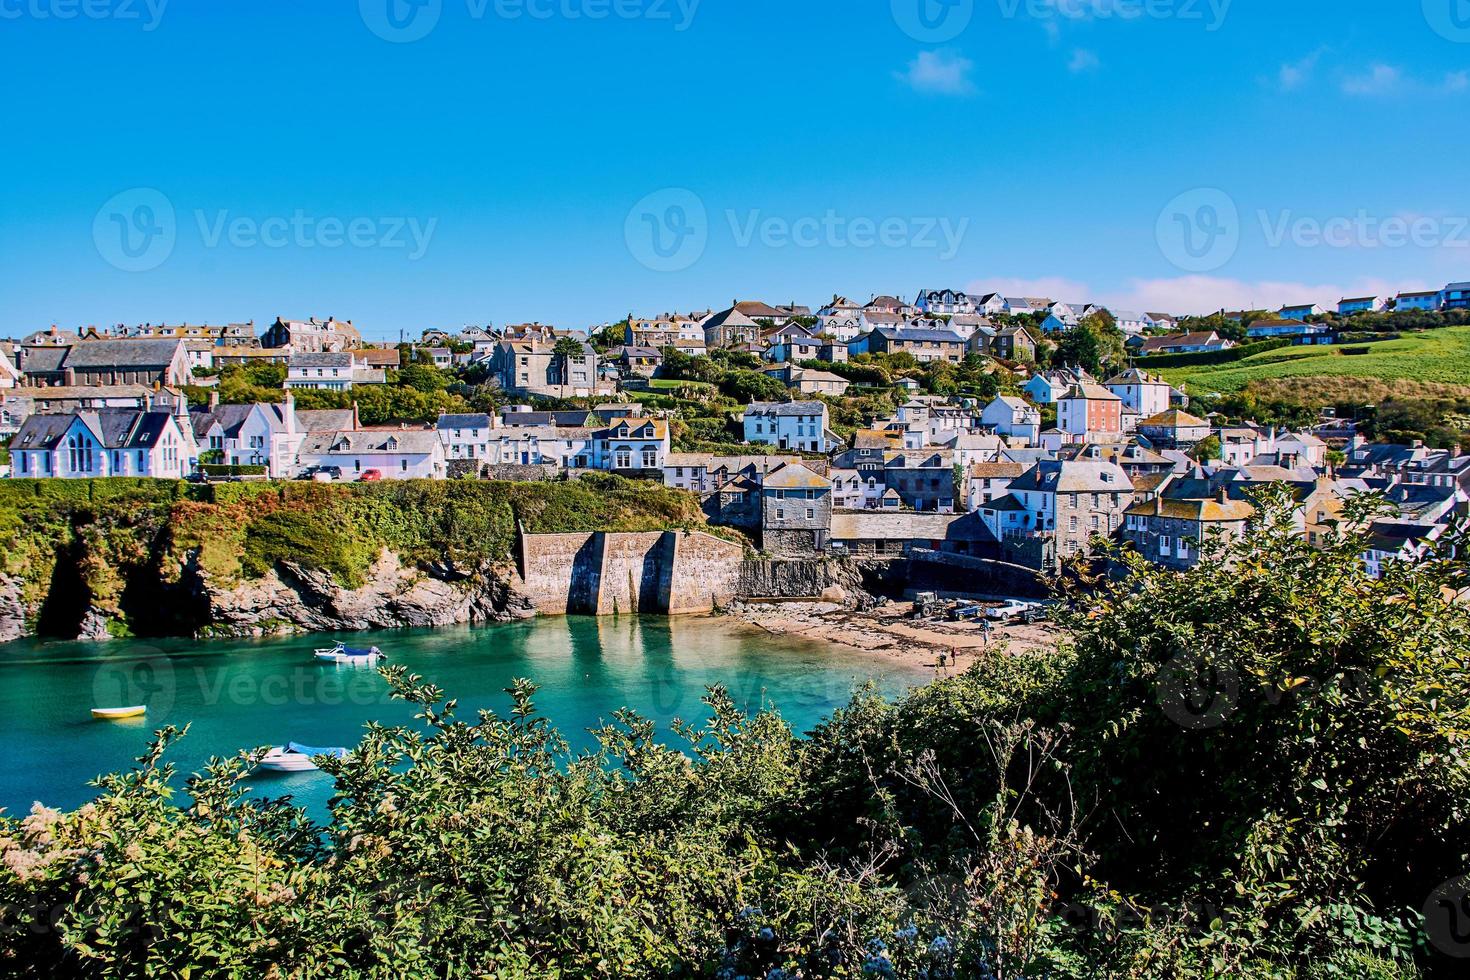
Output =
[
  {"x1": 188, "y1": 549, "x2": 535, "y2": 638},
  {"x1": 0, "y1": 573, "x2": 26, "y2": 644}
]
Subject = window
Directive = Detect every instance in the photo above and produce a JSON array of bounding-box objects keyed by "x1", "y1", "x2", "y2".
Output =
[{"x1": 806, "y1": 507, "x2": 815, "y2": 519}]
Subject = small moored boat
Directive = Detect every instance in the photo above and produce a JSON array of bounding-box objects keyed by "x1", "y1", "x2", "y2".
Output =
[
  {"x1": 314, "y1": 643, "x2": 382, "y2": 664},
  {"x1": 91, "y1": 706, "x2": 147, "y2": 721},
  {"x1": 255, "y1": 743, "x2": 349, "y2": 773}
]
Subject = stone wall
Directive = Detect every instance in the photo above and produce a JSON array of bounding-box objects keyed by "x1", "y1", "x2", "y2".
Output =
[
  {"x1": 515, "y1": 528, "x2": 746, "y2": 616},
  {"x1": 905, "y1": 549, "x2": 1050, "y2": 599}
]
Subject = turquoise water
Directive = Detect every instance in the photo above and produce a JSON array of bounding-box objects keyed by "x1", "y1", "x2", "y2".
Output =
[{"x1": 0, "y1": 616, "x2": 925, "y2": 818}]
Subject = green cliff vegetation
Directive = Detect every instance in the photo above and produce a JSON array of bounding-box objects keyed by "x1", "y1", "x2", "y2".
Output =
[
  {"x1": 0, "y1": 475, "x2": 735, "y2": 637},
  {"x1": 1, "y1": 494, "x2": 1466, "y2": 977}
]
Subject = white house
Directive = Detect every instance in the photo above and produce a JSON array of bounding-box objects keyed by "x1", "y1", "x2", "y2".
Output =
[
  {"x1": 1395, "y1": 290, "x2": 1444, "y2": 312},
  {"x1": 744, "y1": 401, "x2": 833, "y2": 453},
  {"x1": 285, "y1": 352, "x2": 388, "y2": 391},
  {"x1": 8, "y1": 407, "x2": 195, "y2": 480},
  {"x1": 437, "y1": 413, "x2": 496, "y2": 463},
  {"x1": 192, "y1": 396, "x2": 304, "y2": 477},
  {"x1": 1278, "y1": 303, "x2": 1327, "y2": 320},
  {"x1": 296, "y1": 428, "x2": 447, "y2": 480},
  {"x1": 1338, "y1": 296, "x2": 1386, "y2": 316},
  {"x1": 490, "y1": 425, "x2": 595, "y2": 468},
  {"x1": 594, "y1": 417, "x2": 670, "y2": 472},
  {"x1": 1106, "y1": 309, "x2": 1150, "y2": 335},
  {"x1": 980, "y1": 396, "x2": 1042, "y2": 445},
  {"x1": 914, "y1": 289, "x2": 977, "y2": 317},
  {"x1": 1105, "y1": 368, "x2": 1173, "y2": 419}
]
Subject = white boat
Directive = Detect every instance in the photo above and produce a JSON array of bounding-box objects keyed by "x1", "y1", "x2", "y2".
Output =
[
  {"x1": 255, "y1": 743, "x2": 348, "y2": 773},
  {"x1": 314, "y1": 643, "x2": 382, "y2": 664},
  {"x1": 91, "y1": 705, "x2": 146, "y2": 721}
]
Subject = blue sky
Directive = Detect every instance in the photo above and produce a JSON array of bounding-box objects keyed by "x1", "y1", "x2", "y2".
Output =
[{"x1": 2, "y1": 0, "x2": 1468, "y2": 340}]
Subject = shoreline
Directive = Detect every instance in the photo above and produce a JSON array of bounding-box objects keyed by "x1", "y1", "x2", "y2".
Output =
[{"x1": 725, "y1": 599, "x2": 1062, "y2": 673}]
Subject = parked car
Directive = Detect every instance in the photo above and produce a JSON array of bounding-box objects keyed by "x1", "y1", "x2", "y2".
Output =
[
  {"x1": 359, "y1": 469, "x2": 383, "y2": 482},
  {"x1": 986, "y1": 600, "x2": 1039, "y2": 622},
  {"x1": 300, "y1": 465, "x2": 343, "y2": 482}
]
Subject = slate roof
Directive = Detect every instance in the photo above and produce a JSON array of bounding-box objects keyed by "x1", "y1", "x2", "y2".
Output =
[
  {"x1": 296, "y1": 409, "x2": 356, "y2": 432},
  {"x1": 62, "y1": 339, "x2": 184, "y2": 369},
  {"x1": 1009, "y1": 459, "x2": 1131, "y2": 494},
  {"x1": 291, "y1": 352, "x2": 355, "y2": 368},
  {"x1": 300, "y1": 429, "x2": 443, "y2": 455},
  {"x1": 869, "y1": 327, "x2": 966, "y2": 344},
  {"x1": 437, "y1": 414, "x2": 493, "y2": 431},
  {"x1": 745, "y1": 401, "x2": 827, "y2": 418},
  {"x1": 10, "y1": 409, "x2": 179, "y2": 451}
]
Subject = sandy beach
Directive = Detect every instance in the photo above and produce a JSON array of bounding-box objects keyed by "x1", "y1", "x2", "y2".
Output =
[{"x1": 729, "y1": 598, "x2": 1062, "y2": 672}]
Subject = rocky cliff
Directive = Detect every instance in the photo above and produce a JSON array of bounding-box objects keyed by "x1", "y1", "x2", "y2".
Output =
[
  {"x1": 0, "y1": 573, "x2": 27, "y2": 645},
  {"x1": 189, "y1": 549, "x2": 536, "y2": 639}
]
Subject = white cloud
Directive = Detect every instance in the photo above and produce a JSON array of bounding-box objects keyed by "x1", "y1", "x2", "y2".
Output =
[
  {"x1": 1068, "y1": 49, "x2": 1100, "y2": 73},
  {"x1": 1340, "y1": 64, "x2": 1469, "y2": 97},
  {"x1": 1341, "y1": 63, "x2": 1403, "y2": 96},
  {"x1": 965, "y1": 274, "x2": 1436, "y2": 317},
  {"x1": 895, "y1": 50, "x2": 976, "y2": 96},
  {"x1": 1277, "y1": 49, "x2": 1323, "y2": 91}
]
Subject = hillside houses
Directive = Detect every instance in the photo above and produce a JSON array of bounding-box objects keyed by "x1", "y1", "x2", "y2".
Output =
[{"x1": 3, "y1": 282, "x2": 1462, "y2": 583}]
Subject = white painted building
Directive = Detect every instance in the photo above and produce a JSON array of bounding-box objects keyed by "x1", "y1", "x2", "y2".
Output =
[
  {"x1": 980, "y1": 396, "x2": 1041, "y2": 445},
  {"x1": 436, "y1": 413, "x2": 496, "y2": 462},
  {"x1": 8, "y1": 407, "x2": 195, "y2": 480},
  {"x1": 1105, "y1": 368, "x2": 1173, "y2": 419},
  {"x1": 295, "y1": 428, "x2": 447, "y2": 479},
  {"x1": 744, "y1": 402, "x2": 833, "y2": 453},
  {"x1": 593, "y1": 417, "x2": 671, "y2": 472}
]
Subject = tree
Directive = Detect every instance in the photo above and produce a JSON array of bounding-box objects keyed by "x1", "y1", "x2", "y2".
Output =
[
  {"x1": 1188, "y1": 434, "x2": 1221, "y2": 462},
  {"x1": 552, "y1": 337, "x2": 586, "y2": 398}
]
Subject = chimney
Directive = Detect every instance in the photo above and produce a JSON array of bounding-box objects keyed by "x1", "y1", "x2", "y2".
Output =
[
  {"x1": 283, "y1": 389, "x2": 297, "y2": 436},
  {"x1": 1216, "y1": 488, "x2": 1229, "y2": 505},
  {"x1": 351, "y1": 400, "x2": 361, "y2": 431},
  {"x1": 208, "y1": 390, "x2": 219, "y2": 410}
]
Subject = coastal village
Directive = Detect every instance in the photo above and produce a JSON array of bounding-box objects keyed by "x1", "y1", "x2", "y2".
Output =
[{"x1": 1, "y1": 284, "x2": 1467, "y2": 619}]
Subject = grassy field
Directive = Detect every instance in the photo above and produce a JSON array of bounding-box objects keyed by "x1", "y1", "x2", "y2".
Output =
[{"x1": 1161, "y1": 327, "x2": 1470, "y2": 396}]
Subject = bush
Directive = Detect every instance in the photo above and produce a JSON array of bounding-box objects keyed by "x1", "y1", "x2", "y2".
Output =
[{"x1": 199, "y1": 463, "x2": 269, "y2": 478}]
